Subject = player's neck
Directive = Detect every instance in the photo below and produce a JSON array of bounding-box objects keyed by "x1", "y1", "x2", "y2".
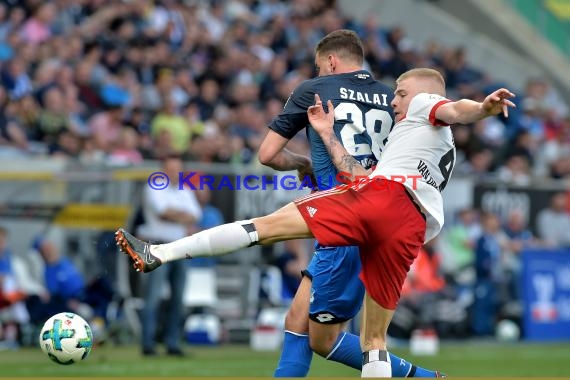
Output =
[{"x1": 334, "y1": 65, "x2": 363, "y2": 74}]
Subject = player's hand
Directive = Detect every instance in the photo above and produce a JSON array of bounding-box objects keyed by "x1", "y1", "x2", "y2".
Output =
[
  {"x1": 308, "y1": 94, "x2": 335, "y2": 136},
  {"x1": 297, "y1": 163, "x2": 318, "y2": 191},
  {"x1": 482, "y1": 88, "x2": 516, "y2": 118}
]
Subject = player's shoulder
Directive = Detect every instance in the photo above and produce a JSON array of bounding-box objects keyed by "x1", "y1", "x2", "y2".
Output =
[
  {"x1": 406, "y1": 93, "x2": 452, "y2": 126},
  {"x1": 411, "y1": 92, "x2": 448, "y2": 105},
  {"x1": 288, "y1": 76, "x2": 341, "y2": 105},
  {"x1": 295, "y1": 75, "x2": 337, "y2": 93},
  {"x1": 409, "y1": 93, "x2": 449, "y2": 113}
]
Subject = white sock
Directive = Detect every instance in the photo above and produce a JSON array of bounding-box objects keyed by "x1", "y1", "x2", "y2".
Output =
[
  {"x1": 362, "y1": 350, "x2": 391, "y2": 377},
  {"x1": 150, "y1": 220, "x2": 258, "y2": 263}
]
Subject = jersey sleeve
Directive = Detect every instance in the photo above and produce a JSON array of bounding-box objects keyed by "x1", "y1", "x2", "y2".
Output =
[
  {"x1": 407, "y1": 93, "x2": 452, "y2": 127},
  {"x1": 267, "y1": 80, "x2": 316, "y2": 139}
]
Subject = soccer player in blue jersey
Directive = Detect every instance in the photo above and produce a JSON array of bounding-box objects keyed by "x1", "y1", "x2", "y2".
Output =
[{"x1": 256, "y1": 29, "x2": 441, "y2": 378}]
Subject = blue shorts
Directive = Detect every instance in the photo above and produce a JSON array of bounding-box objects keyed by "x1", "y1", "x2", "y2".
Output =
[{"x1": 303, "y1": 244, "x2": 364, "y2": 324}]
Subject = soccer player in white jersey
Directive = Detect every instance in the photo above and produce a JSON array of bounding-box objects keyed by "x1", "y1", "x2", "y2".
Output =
[{"x1": 116, "y1": 68, "x2": 515, "y2": 377}]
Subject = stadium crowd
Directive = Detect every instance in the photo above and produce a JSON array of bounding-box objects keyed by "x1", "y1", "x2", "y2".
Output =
[
  {"x1": 1, "y1": 0, "x2": 570, "y2": 347},
  {"x1": 0, "y1": 0, "x2": 569, "y2": 181}
]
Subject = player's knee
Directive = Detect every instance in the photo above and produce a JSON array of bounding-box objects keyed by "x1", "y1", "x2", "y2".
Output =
[
  {"x1": 283, "y1": 306, "x2": 308, "y2": 333},
  {"x1": 308, "y1": 330, "x2": 337, "y2": 357}
]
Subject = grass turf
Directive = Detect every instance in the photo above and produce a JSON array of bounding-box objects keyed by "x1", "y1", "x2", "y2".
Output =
[{"x1": 1, "y1": 342, "x2": 569, "y2": 377}]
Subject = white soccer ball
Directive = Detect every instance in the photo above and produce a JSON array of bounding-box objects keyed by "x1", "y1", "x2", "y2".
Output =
[
  {"x1": 495, "y1": 319, "x2": 520, "y2": 342},
  {"x1": 39, "y1": 312, "x2": 93, "y2": 365}
]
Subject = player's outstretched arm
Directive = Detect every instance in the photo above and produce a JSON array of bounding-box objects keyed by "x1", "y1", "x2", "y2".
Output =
[
  {"x1": 258, "y1": 130, "x2": 317, "y2": 188},
  {"x1": 435, "y1": 88, "x2": 516, "y2": 125},
  {"x1": 258, "y1": 130, "x2": 313, "y2": 172},
  {"x1": 308, "y1": 94, "x2": 369, "y2": 181}
]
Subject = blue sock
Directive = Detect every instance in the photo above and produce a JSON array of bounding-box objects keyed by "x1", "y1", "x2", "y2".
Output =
[
  {"x1": 274, "y1": 331, "x2": 313, "y2": 377},
  {"x1": 326, "y1": 332, "x2": 362, "y2": 370},
  {"x1": 410, "y1": 366, "x2": 440, "y2": 378},
  {"x1": 326, "y1": 332, "x2": 438, "y2": 377},
  {"x1": 391, "y1": 352, "x2": 440, "y2": 377},
  {"x1": 390, "y1": 351, "x2": 414, "y2": 377}
]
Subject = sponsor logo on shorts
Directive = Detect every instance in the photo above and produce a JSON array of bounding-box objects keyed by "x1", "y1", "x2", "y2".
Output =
[
  {"x1": 315, "y1": 313, "x2": 336, "y2": 323},
  {"x1": 306, "y1": 206, "x2": 318, "y2": 217}
]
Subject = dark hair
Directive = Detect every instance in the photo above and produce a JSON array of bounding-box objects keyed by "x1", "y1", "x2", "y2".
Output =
[{"x1": 315, "y1": 29, "x2": 364, "y2": 66}]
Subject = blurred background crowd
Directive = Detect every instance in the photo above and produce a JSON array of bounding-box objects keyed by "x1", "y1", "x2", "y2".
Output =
[
  {"x1": 1, "y1": 0, "x2": 570, "y2": 351},
  {"x1": 0, "y1": 0, "x2": 569, "y2": 181}
]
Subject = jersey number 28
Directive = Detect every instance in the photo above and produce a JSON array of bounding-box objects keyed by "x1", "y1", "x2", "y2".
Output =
[{"x1": 334, "y1": 102, "x2": 392, "y2": 160}]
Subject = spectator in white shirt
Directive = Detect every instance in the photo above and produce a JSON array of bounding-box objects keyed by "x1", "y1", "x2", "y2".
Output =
[
  {"x1": 137, "y1": 154, "x2": 202, "y2": 356},
  {"x1": 536, "y1": 192, "x2": 570, "y2": 248}
]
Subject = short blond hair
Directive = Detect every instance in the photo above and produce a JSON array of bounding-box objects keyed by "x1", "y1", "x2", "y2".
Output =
[{"x1": 397, "y1": 68, "x2": 446, "y2": 95}]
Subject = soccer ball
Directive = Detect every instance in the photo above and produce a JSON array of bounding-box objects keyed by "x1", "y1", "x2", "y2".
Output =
[
  {"x1": 495, "y1": 319, "x2": 520, "y2": 342},
  {"x1": 39, "y1": 312, "x2": 93, "y2": 365}
]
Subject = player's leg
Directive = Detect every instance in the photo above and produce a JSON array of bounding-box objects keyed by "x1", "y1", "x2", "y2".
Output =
[
  {"x1": 360, "y1": 293, "x2": 395, "y2": 377},
  {"x1": 281, "y1": 180, "x2": 428, "y2": 377},
  {"x1": 274, "y1": 276, "x2": 313, "y2": 377},
  {"x1": 292, "y1": 204, "x2": 440, "y2": 377},
  {"x1": 116, "y1": 202, "x2": 313, "y2": 272},
  {"x1": 306, "y1": 245, "x2": 362, "y2": 369},
  {"x1": 304, "y1": 246, "x2": 408, "y2": 377},
  {"x1": 358, "y1": 297, "x2": 446, "y2": 377}
]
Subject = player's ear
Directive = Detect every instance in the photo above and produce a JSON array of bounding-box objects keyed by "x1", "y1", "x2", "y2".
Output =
[{"x1": 328, "y1": 54, "x2": 336, "y2": 72}]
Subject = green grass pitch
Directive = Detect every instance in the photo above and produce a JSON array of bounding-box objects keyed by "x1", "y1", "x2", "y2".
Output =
[{"x1": 1, "y1": 342, "x2": 569, "y2": 377}]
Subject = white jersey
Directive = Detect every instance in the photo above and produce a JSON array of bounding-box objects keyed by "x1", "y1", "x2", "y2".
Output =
[{"x1": 370, "y1": 93, "x2": 456, "y2": 243}]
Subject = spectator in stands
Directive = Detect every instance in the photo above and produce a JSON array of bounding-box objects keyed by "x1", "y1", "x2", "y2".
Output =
[
  {"x1": 502, "y1": 210, "x2": 537, "y2": 303},
  {"x1": 136, "y1": 154, "x2": 202, "y2": 356},
  {"x1": 440, "y1": 208, "x2": 480, "y2": 294},
  {"x1": 37, "y1": 87, "x2": 71, "y2": 150},
  {"x1": 0, "y1": 57, "x2": 33, "y2": 100},
  {"x1": 25, "y1": 236, "x2": 89, "y2": 325},
  {"x1": 150, "y1": 95, "x2": 195, "y2": 157},
  {"x1": 390, "y1": 242, "x2": 467, "y2": 339},
  {"x1": 88, "y1": 99, "x2": 126, "y2": 154},
  {"x1": 402, "y1": 243, "x2": 446, "y2": 301},
  {"x1": 19, "y1": 2, "x2": 56, "y2": 45},
  {"x1": 538, "y1": 117, "x2": 570, "y2": 179},
  {"x1": 497, "y1": 154, "x2": 532, "y2": 186},
  {"x1": 0, "y1": 85, "x2": 28, "y2": 154},
  {"x1": 0, "y1": 227, "x2": 29, "y2": 349},
  {"x1": 24, "y1": 235, "x2": 113, "y2": 341},
  {"x1": 193, "y1": 177, "x2": 224, "y2": 232},
  {"x1": 523, "y1": 78, "x2": 569, "y2": 122},
  {"x1": 536, "y1": 192, "x2": 570, "y2": 248},
  {"x1": 273, "y1": 239, "x2": 309, "y2": 302},
  {"x1": 472, "y1": 212, "x2": 505, "y2": 336},
  {"x1": 0, "y1": 0, "x2": 567, "y2": 175},
  {"x1": 109, "y1": 127, "x2": 143, "y2": 166},
  {"x1": 49, "y1": 130, "x2": 83, "y2": 160},
  {"x1": 192, "y1": 78, "x2": 222, "y2": 122}
]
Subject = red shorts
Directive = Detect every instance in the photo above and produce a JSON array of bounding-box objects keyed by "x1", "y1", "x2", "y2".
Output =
[{"x1": 295, "y1": 179, "x2": 426, "y2": 310}]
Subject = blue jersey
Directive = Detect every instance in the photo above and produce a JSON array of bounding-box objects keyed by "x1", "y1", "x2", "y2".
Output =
[
  {"x1": 269, "y1": 70, "x2": 394, "y2": 189},
  {"x1": 268, "y1": 71, "x2": 395, "y2": 323}
]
